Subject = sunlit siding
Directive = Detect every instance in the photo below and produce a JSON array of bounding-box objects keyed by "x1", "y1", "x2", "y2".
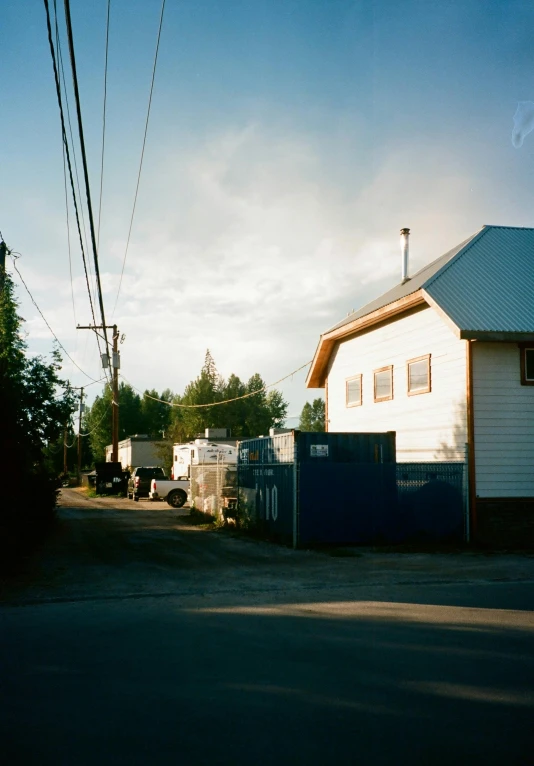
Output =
[
  {"x1": 326, "y1": 306, "x2": 468, "y2": 461},
  {"x1": 473, "y1": 343, "x2": 534, "y2": 498}
]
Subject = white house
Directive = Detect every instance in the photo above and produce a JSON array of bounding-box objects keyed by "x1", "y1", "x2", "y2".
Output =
[{"x1": 307, "y1": 225, "x2": 534, "y2": 544}]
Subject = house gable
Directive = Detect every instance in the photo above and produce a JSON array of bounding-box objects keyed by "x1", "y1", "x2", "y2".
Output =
[
  {"x1": 308, "y1": 225, "x2": 534, "y2": 389},
  {"x1": 326, "y1": 306, "x2": 468, "y2": 462}
]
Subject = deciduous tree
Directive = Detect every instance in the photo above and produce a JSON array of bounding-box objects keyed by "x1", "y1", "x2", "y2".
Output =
[{"x1": 299, "y1": 398, "x2": 326, "y2": 432}]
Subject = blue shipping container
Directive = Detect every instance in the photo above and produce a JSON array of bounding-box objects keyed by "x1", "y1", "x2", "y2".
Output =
[{"x1": 238, "y1": 431, "x2": 397, "y2": 546}]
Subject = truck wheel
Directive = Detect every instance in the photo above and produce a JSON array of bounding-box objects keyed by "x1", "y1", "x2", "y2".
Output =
[{"x1": 167, "y1": 489, "x2": 186, "y2": 508}]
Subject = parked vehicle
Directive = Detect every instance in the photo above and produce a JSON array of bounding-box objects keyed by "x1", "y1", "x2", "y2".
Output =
[
  {"x1": 172, "y1": 438, "x2": 237, "y2": 479},
  {"x1": 127, "y1": 466, "x2": 167, "y2": 501},
  {"x1": 95, "y1": 462, "x2": 126, "y2": 495},
  {"x1": 149, "y1": 478, "x2": 190, "y2": 508}
]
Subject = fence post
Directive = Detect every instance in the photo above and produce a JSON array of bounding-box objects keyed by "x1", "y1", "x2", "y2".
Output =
[
  {"x1": 464, "y1": 443, "x2": 470, "y2": 543},
  {"x1": 292, "y1": 433, "x2": 298, "y2": 549}
]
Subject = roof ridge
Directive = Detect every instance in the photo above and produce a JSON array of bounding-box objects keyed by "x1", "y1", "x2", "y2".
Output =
[{"x1": 422, "y1": 225, "x2": 488, "y2": 291}]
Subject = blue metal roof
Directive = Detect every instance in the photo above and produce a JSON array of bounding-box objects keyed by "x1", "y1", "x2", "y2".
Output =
[
  {"x1": 424, "y1": 226, "x2": 534, "y2": 335},
  {"x1": 328, "y1": 226, "x2": 534, "y2": 338}
]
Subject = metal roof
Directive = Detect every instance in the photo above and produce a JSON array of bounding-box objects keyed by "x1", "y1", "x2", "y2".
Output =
[
  {"x1": 424, "y1": 226, "x2": 534, "y2": 335},
  {"x1": 327, "y1": 225, "x2": 534, "y2": 336}
]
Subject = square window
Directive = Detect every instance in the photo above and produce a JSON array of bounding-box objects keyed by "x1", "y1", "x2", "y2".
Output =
[
  {"x1": 407, "y1": 355, "x2": 431, "y2": 395},
  {"x1": 520, "y1": 346, "x2": 534, "y2": 385},
  {"x1": 346, "y1": 375, "x2": 362, "y2": 407},
  {"x1": 374, "y1": 366, "x2": 393, "y2": 402}
]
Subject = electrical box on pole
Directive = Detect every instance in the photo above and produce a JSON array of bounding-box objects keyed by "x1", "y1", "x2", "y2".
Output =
[{"x1": 77, "y1": 323, "x2": 121, "y2": 463}]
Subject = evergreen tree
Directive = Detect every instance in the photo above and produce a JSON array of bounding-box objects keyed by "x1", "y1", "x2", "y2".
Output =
[
  {"x1": 82, "y1": 381, "x2": 145, "y2": 462},
  {"x1": 0, "y1": 266, "x2": 76, "y2": 560}
]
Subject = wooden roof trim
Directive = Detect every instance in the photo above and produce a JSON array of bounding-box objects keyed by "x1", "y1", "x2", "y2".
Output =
[
  {"x1": 421, "y1": 289, "x2": 462, "y2": 338},
  {"x1": 306, "y1": 290, "x2": 427, "y2": 388}
]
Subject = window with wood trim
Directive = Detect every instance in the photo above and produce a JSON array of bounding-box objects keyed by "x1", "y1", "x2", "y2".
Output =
[
  {"x1": 346, "y1": 375, "x2": 362, "y2": 407},
  {"x1": 520, "y1": 346, "x2": 534, "y2": 385},
  {"x1": 374, "y1": 366, "x2": 393, "y2": 402},
  {"x1": 407, "y1": 354, "x2": 431, "y2": 395}
]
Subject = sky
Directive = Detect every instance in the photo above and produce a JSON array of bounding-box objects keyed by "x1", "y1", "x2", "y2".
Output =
[{"x1": 2, "y1": 0, "x2": 534, "y2": 423}]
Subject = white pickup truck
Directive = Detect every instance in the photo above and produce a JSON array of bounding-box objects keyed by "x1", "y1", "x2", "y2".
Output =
[{"x1": 149, "y1": 478, "x2": 190, "y2": 508}]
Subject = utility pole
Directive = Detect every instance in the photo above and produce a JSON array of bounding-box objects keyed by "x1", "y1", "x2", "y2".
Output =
[
  {"x1": 63, "y1": 426, "x2": 68, "y2": 476},
  {"x1": 77, "y1": 387, "x2": 84, "y2": 484},
  {"x1": 0, "y1": 239, "x2": 7, "y2": 289},
  {"x1": 112, "y1": 325, "x2": 119, "y2": 462},
  {"x1": 77, "y1": 324, "x2": 120, "y2": 462}
]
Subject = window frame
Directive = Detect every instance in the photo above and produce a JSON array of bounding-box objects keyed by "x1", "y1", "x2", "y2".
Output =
[
  {"x1": 406, "y1": 354, "x2": 431, "y2": 396},
  {"x1": 345, "y1": 374, "x2": 362, "y2": 408},
  {"x1": 520, "y1": 345, "x2": 534, "y2": 386},
  {"x1": 373, "y1": 365, "x2": 393, "y2": 403}
]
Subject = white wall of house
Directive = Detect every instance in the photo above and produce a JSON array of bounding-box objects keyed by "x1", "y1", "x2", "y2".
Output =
[
  {"x1": 473, "y1": 342, "x2": 534, "y2": 498},
  {"x1": 326, "y1": 306, "x2": 468, "y2": 461}
]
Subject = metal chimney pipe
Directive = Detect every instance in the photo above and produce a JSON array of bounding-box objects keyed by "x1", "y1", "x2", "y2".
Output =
[{"x1": 400, "y1": 227, "x2": 410, "y2": 283}]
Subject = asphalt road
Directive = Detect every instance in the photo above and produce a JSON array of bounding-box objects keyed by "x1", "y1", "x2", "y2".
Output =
[{"x1": 1, "y1": 489, "x2": 534, "y2": 765}]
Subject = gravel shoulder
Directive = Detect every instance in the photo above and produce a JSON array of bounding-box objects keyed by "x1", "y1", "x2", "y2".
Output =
[{"x1": 2, "y1": 488, "x2": 533, "y2": 608}]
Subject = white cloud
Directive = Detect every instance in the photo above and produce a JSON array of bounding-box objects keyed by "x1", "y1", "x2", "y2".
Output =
[{"x1": 10, "y1": 120, "x2": 529, "y2": 413}]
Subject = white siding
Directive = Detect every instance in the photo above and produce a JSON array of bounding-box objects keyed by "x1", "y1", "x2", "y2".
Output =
[
  {"x1": 326, "y1": 306, "x2": 468, "y2": 461},
  {"x1": 473, "y1": 342, "x2": 534, "y2": 498}
]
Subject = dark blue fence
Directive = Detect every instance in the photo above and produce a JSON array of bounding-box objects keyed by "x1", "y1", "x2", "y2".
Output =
[{"x1": 396, "y1": 462, "x2": 465, "y2": 542}]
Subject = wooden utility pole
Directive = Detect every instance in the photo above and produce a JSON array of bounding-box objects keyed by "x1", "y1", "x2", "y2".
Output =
[
  {"x1": 77, "y1": 387, "x2": 84, "y2": 483},
  {"x1": 63, "y1": 426, "x2": 68, "y2": 476},
  {"x1": 0, "y1": 240, "x2": 7, "y2": 290},
  {"x1": 112, "y1": 325, "x2": 119, "y2": 462},
  {"x1": 77, "y1": 324, "x2": 120, "y2": 462}
]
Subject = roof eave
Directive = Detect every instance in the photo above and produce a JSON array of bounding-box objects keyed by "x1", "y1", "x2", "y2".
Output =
[
  {"x1": 459, "y1": 330, "x2": 534, "y2": 342},
  {"x1": 306, "y1": 290, "x2": 427, "y2": 388}
]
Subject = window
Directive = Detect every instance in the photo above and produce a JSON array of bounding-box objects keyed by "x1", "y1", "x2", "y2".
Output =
[
  {"x1": 407, "y1": 354, "x2": 431, "y2": 395},
  {"x1": 520, "y1": 346, "x2": 534, "y2": 385},
  {"x1": 374, "y1": 366, "x2": 393, "y2": 402},
  {"x1": 346, "y1": 375, "x2": 362, "y2": 407}
]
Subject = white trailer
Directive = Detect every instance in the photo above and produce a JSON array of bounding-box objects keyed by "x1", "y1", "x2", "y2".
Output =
[
  {"x1": 105, "y1": 436, "x2": 166, "y2": 470},
  {"x1": 172, "y1": 438, "x2": 237, "y2": 479}
]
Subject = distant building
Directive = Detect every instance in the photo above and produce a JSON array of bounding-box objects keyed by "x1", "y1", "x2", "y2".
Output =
[
  {"x1": 307, "y1": 225, "x2": 534, "y2": 545},
  {"x1": 105, "y1": 435, "x2": 166, "y2": 470}
]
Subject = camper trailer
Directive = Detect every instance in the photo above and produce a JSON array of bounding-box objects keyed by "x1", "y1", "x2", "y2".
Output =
[{"x1": 172, "y1": 438, "x2": 237, "y2": 479}]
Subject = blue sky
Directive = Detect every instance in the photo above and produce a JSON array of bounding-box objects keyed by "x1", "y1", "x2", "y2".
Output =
[{"x1": 2, "y1": 0, "x2": 533, "y2": 418}]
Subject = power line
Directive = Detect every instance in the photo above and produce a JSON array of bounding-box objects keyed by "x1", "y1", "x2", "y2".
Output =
[
  {"x1": 53, "y1": 0, "x2": 95, "y2": 310},
  {"x1": 79, "y1": 403, "x2": 111, "y2": 436},
  {"x1": 61, "y1": 137, "x2": 76, "y2": 327},
  {"x1": 63, "y1": 0, "x2": 110, "y2": 356},
  {"x1": 9, "y1": 254, "x2": 102, "y2": 384},
  {"x1": 119, "y1": 361, "x2": 312, "y2": 409},
  {"x1": 97, "y1": 0, "x2": 111, "y2": 250},
  {"x1": 112, "y1": 0, "x2": 166, "y2": 316},
  {"x1": 43, "y1": 0, "x2": 100, "y2": 347}
]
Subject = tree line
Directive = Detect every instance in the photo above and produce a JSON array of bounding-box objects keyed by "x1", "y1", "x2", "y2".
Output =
[
  {"x1": 78, "y1": 350, "x2": 290, "y2": 465},
  {"x1": 1, "y1": 265, "x2": 75, "y2": 567}
]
